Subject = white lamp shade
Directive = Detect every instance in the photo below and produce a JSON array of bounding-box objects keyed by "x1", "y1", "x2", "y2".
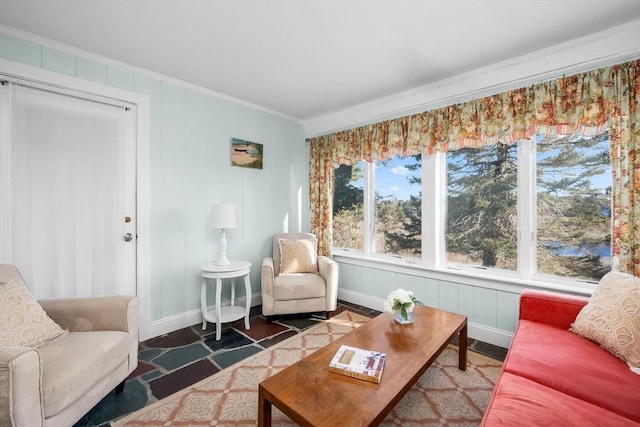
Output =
[{"x1": 209, "y1": 203, "x2": 236, "y2": 229}]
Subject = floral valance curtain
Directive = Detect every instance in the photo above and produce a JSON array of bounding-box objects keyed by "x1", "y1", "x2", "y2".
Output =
[{"x1": 310, "y1": 59, "x2": 640, "y2": 276}]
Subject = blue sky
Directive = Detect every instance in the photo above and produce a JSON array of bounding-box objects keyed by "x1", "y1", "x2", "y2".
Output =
[
  {"x1": 352, "y1": 157, "x2": 420, "y2": 200},
  {"x1": 346, "y1": 157, "x2": 421, "y2": 201},
  {"x1": 375, "y1": 158, "x2": 420, "y2": 201}
]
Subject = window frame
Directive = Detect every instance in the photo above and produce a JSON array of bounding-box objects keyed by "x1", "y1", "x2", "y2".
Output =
[{"x1": 333, "y1": 137, "x2": 606, "y2": 295}]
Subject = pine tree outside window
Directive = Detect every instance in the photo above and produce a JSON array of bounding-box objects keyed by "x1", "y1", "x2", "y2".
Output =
[
  {"x1": 445, "y1": 142, "x2": 518, "y2": 271},
  {"x1": 534, "y1": 132, "x2": 611, "y2": 281}
]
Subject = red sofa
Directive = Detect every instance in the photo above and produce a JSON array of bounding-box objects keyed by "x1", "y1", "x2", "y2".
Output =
[{"x1": 482, "y1": 289, "x2": 640, "y2": 426}]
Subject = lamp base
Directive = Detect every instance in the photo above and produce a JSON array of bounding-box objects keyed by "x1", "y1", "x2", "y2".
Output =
[
  {"x1": 215, "y1": 255, "x2": 230, "y2": 265},
  {"x1": 216, "y1": 229, "x2": 230, "y2": 265}
]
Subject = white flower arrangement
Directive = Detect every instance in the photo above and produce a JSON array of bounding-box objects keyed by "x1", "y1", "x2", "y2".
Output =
[{"x1": 384, "y1": 288, "x2": 422, "y2": 321}]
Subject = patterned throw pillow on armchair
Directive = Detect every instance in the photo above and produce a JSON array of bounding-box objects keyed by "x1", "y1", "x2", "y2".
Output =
[{"x1": 278, "y1": 238, "x2": 319, "y2": 274}]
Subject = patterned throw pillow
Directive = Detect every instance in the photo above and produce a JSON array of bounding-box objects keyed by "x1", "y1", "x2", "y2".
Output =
[
  {"x1": 570, "y1": 271, "x2": 640, "y2": 374},
  {"x1": 278, "y1": 238, "x2": 319, "y2": 274},
  {"x1": 0, "y1": 279, "x2": 66, "y2": 347}
]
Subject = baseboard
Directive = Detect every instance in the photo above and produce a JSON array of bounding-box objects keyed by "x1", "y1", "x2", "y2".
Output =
[
  {"x1": 338, "y1": 288, "x2": 513, "y2": 349},
  {"x1": 149, "y1": 293, "x2": 262, "y2": 339},
  {"x1": 150, "y1": 290, "x2": 514, "y2": 349},
  {"x1": 468, "y1": 323, "x2": 514, "y2": 349},
  {"x1": 338, "y1": 288, "x2": 386, "y2": 312}
]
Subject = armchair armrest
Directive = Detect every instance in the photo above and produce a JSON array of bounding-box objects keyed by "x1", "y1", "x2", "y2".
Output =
[
  {"x1": 0, "y1": 347, "x2": 44, "y2": 427},
  {"x1": 519, "y1": 289, "x2": 589, "y2": 329},
  {"x1": 261, "y1": 257, "x2": 275, "y2": 313},
  {"x1": 318, "y1": 256, "x2": 339, "y2": 312},
  {"x1": 39, "y1": 295, "x2": 138, "y2": 334},
  {"x1": 261, "y1": 257, "x2": 275, "y2": 285}
]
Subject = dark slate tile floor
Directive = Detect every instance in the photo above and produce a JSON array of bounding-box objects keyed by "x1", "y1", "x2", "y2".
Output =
[{"x1": 73, "y1": 301, "x2": 507, "y2": 427}]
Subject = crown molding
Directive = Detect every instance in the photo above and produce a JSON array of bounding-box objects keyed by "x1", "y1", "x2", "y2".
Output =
[
  {"x1": 2, "y1": 20, "x2": 638, "y2": 136},
  {"x1": 0, "y1": 24, "x2": 303, "y2": 124},
  {"x1": 305, "y1": 20, "x2": 640, "y2": 137}
]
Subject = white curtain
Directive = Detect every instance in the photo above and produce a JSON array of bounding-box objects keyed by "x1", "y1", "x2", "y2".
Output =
[{"x1": 1, "y1": 82, "x2": 135, "y2": 298}]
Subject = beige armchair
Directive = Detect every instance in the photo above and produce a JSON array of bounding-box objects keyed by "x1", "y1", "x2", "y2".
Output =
[
  {"x1": 261, "y1": 233, "x2": 339, "y2": 320},
  {"x1": 0, "y1": 264, "x2": 138, "y2": 427}
]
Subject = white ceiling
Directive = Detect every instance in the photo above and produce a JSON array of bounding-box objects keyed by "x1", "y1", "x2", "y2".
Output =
[{"x1": 1, "y1": 0, "x2": 639, "y2": 123}]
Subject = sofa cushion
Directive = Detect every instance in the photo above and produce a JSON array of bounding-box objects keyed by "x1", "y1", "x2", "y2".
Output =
[
  {"x1": 278, "y1": 238, "x2": 318, "y2": 274},
  {"x1": 273, "y1": 273, "x2": 326, "y2": 300},
  {"x1": 504, "y1": 319, "x2": 640, "y2": 422},
  {"x1": 37, "y1": 330, "x2": 130, "y2": 418},
  {"x1": 0, "y1": 279, "x2": 66, "y2": 347},
  {"x1": 482, "y1": 372, "x2": 640, "y2": 427},
  {"x1": 570, "y1": 271, "x2": 640, "y2": 374}
]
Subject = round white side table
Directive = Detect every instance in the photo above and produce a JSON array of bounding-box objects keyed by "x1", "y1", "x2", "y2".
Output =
[{"x1": 200, "y1": 260, "x2": 252, "y2": 341}]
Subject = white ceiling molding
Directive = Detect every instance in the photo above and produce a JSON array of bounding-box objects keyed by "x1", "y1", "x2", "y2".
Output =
[
  {"x1": 0, "y1": 23, "x2": 304, "y2": 124},
  {"x1": 305, "y1": 20, "x2": 640, "y2": 137}
]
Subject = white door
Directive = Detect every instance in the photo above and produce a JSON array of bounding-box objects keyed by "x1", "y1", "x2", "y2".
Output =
[{"x1": 0, "y1": 81, "x2": 137, "y2": 298}]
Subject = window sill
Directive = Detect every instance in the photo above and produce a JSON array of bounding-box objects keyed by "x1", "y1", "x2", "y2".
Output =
[{"x1": 333, "y1": 251, "x2": 595, "y2": 296}]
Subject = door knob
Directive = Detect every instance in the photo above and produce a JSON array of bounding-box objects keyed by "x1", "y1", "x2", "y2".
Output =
[{"x1": 123, "y1": 233, "x2": 134, "y2": 242}]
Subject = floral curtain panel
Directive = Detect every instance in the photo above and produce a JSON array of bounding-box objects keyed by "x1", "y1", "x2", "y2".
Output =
[
  {"x1": 310, "y1": 59, "x2": 639, "y2": 275},
  {"x1": 309, "y1": 138, "x2": 334, "y2": 257}
]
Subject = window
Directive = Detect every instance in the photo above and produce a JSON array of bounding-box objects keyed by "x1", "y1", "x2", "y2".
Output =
[
  {"x1": 333, "y1": 156, "x2": 422, "y2": 258},
  {"x1": 535, "y1": 133, "x2": 611, "y2": 281},
  {"x1": 333, "y1": 131, "x2": 611, "y2": 284},
  {"x1": 333, "y1": 162, "x2": 365, "y2": 252},
  {"x1": 374, "y1": 156, "x2": 422, "y2": 258},
  {"x1": 446, "y1": 142, "x2": 518, "y2": 271}
]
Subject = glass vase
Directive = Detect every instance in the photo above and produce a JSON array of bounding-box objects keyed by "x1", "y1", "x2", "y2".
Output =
[{"x1": 394, "y1": 308, "x2": 414, "y2": 324}]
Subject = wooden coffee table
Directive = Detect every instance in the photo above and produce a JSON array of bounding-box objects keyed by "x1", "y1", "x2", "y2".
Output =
[{"x1": 258, "y1": 305, "x2": 467, "y2": 427}]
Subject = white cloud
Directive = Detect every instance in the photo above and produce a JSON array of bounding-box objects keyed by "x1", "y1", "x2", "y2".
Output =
[
  {"x1": 391, "y1": 166, "x2": 409, "y2": 175},
  {"x1": 379, "y1": 187, "x2": 401, "y2": 198}
]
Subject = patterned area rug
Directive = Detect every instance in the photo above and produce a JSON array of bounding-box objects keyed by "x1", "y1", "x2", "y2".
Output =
[{"x1": 113, "y1": 311, "x2": 502, "y2": 426}]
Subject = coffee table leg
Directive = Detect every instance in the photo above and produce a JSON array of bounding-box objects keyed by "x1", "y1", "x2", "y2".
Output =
[
  {"x1": 258, "y1": 387, "x2": 271, "y2": 427},
  {"x1": 459, "y1": 321, "x2": 468, "y2": 371}
]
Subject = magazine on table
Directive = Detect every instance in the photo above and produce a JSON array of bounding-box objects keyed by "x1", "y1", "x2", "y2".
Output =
[{"x1": 328, "y1": 344, "x2": 386, "y2": 384}]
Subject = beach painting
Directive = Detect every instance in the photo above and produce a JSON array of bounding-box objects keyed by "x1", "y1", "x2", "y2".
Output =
[{"x1": 231, "y1": 138, "x2": 263, "y2": 169}]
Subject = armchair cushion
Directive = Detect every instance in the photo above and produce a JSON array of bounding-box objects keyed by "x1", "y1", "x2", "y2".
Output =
[
  {"x1": 570, "y1": 271, "x2": 640, "y2": 374},
  {"x1": 278, "y1": 238, "x2": 318, "y2": 274},
  {"x1": 0, "y1": 279, "x2": 66, "y2": 347},
  {"x1": 273, "y1": 273, "x2": 326, "y2": 300},
  {"x1": 39, "y1": 330, "x2": 130, "y2": 418}
]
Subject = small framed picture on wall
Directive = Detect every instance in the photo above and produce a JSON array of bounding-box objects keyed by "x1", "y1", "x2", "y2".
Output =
[{"x1": 230, "y1": 138, "x2": 263, "y2": 170}]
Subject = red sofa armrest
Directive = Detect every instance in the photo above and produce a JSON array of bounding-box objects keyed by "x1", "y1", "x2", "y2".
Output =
[{"x1": 519, "y1": 289, "x2": 589, "y2": 329}]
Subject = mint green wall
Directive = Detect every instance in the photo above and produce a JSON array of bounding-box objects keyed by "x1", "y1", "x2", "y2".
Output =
[
  {"x1": 339, "y1": 263, "x2": 520, "y2": 336},
  {"x1": 0, "y1": 32, "x2": 308, "y2": 321}
]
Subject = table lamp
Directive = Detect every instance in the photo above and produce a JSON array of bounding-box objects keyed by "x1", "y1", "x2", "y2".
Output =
[{"x1": 209, "y1": 202, "x2": 236, "y2": 265}]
